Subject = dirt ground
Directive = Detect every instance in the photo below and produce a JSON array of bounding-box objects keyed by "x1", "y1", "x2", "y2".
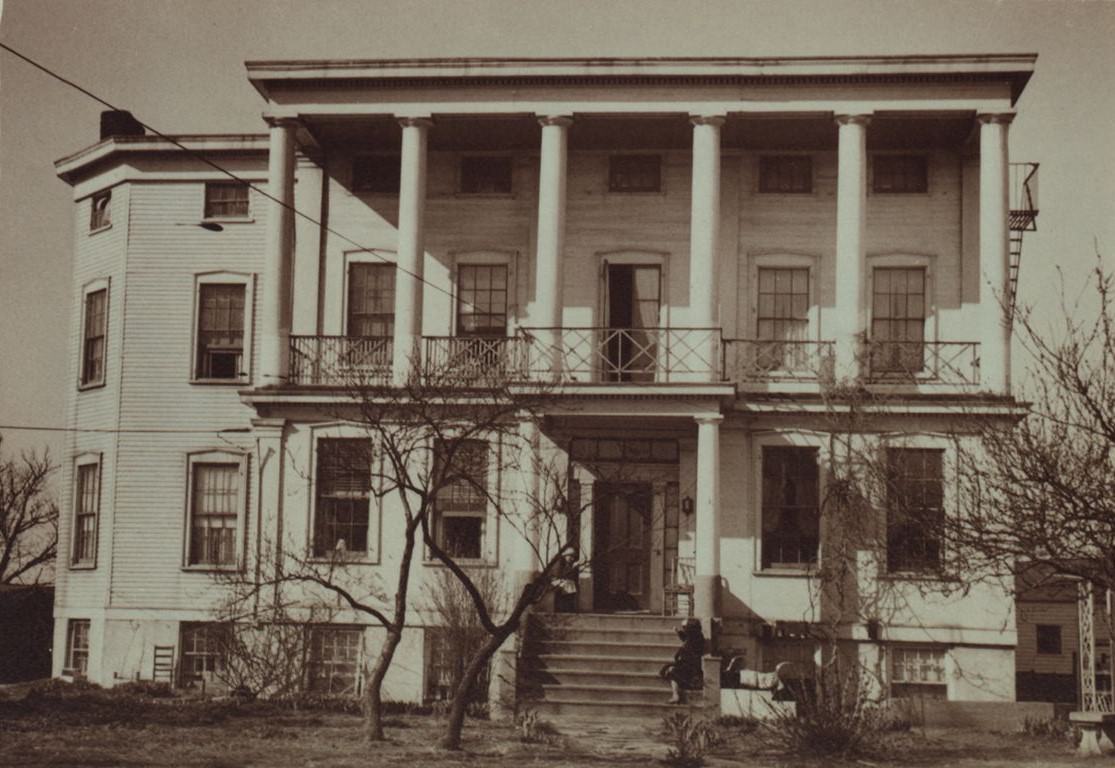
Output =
[{"x1": 0, "y1": 683, "x2": 1095, "y2": 767}]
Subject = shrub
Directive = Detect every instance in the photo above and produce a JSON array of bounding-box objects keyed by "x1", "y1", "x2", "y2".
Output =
[
  {"x1": 1020, "y1": 714, "x2": 1073, "y2": 742},
  {"x1": 110, "y1": 681, "x2": 176, "y2": 698},
  {"x1": 759, "y1": 661, "x2": 889, "y2": 759},
  {"x1": 662, "y1": 712, "x2": 721, "y2": 768},
  {"x1": 714, "y1": 714, "x2": 759, "y2": 733},
  {"x1": 515, "y1": 708, "x2": 560, "y2": 744}
]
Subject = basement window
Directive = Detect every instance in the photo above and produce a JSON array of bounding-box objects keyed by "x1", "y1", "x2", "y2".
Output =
[
  {"x1": 890, "y1": 646, "x2": 947, "y2": 699},
  {"x1": 307, "y1": 626, "x2": 363, "y2": 695},
  {"x1": 65, "y1": 619, "x2": 90, "y2": 677}
]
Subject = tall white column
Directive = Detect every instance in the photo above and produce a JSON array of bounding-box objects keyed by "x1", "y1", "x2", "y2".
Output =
[
  {"x1": 533, "y1": 116, "x2": 571, "y2": 376},
  {"x1": 259, "y1": 119, "x2": 296, "y2": 386},
  {"x1": 690, "y1": 116, "x2": 725, "y2": 381},
  {"x1": 978, "y1": 113, "x2": 1014, "y2": 396},
  {"x1": 693, "y1": 414, "x2": 723, "y2": 623},
  {"x1": 834, "y1": 114, "x2": 871, "y2": 381},
  {"x1": 392, "y1": 117, "x2": 432, "y2": 385}
]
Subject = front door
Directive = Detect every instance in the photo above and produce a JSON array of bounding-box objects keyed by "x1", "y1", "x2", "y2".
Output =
[
  {"x1": 604, "y1": 264, "x2": 661, "y2": 382},
  {"x1": 592, "y1": 482, "x2": 653, "y2": 611}
]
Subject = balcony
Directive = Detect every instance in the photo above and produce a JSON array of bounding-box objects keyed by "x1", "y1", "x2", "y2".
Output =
[
  {"x1": 725, "y1": 340, "x2": 835, "y2": 383},
  {"x1": 863, "y1": 340, "x2": 980, "y2": 386},
  {"x1": 422, "y1": 336, "x2": 523, "y2": 386},
  {"x1": 288, "y1": 335, "x2": 392, "y2": 386},
  {"x1": 517, "y1": 327, "x2": 721, "y2": 384}
]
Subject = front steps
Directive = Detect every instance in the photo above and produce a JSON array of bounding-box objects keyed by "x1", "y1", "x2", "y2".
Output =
[{"x1": 519, "y1": 612, "x2": 714, "y2": 719}]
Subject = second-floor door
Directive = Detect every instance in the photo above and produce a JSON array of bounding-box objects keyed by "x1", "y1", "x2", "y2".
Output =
[{"x1": 604, "y1": 264, "x2": 661, "y2": 382}]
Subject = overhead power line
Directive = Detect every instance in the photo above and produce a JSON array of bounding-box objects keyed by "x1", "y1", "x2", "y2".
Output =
[{"x1": 0, "y1": 40, "x2": 476, "y2": 312}]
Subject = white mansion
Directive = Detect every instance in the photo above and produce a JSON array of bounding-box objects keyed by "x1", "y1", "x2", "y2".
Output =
[{"x1": 52, "y1": 54, "x2": 1039, "y2": 715}]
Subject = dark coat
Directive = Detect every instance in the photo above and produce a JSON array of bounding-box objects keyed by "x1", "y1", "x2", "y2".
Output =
[{"x1": 662, "y1": 622, "x2": 705, "y2": 690}]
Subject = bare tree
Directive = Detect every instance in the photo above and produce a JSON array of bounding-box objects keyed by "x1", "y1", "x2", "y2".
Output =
[
  {"x1": 0, "y1": 436, "x2": 58, "y2": 585},
  {"x1": 948, "y1": 257, "x2": 1115, "y2": 590}
]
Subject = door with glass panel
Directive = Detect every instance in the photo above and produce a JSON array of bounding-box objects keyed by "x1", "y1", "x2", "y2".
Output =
[
  {"x1": 345, "y1": 262, "x2": 395, "y2": 378},
  {"x1": 604, "y1": 264, "x2": 661, "y2": 382},
  {"x1": 592, "y1": 482, "x2": 653, "y2": 610},
  {"x1": 871, "y1": 267, "x2": 926, "y2": 375}
]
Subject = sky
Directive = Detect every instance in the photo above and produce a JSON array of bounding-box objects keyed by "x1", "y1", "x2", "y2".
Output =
[{"x1": 0, "y1": 0, "x2": 1113, "y2": 465}]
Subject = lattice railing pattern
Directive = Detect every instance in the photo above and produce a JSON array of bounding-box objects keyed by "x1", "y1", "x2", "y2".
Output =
[
  {"x1": 289, "y1": 335, "x2": 393, "y2": 385},
  {"x1": 517, "y1": 327, "x2": 721, "y2": 383},
  {"x1": 422, "y1": 336, "x2": 524, "y2": 386},
  {"x1": 864, "y1": 341, "x2": 980, "y2": 386},
  {"x1": 726, "y1": 339, "x2": 835, "y2": 382}
]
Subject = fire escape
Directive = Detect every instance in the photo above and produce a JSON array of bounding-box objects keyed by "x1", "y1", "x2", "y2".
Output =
[{"x1": 1008, "y1": 162, "x2": 1040, "y2": 322}]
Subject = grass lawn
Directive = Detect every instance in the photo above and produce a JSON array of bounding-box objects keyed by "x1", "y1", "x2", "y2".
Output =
[{"x1": 0, "y1": 683, "x2": 1095, "y2": 767}]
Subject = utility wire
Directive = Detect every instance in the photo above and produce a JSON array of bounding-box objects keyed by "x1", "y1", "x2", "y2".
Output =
[{"x1": 0, "y1": 41, "x2": 479, "y2": 312}]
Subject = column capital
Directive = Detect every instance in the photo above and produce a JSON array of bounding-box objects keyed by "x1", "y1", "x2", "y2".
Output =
[
  {"x1": 689, "y1": 114, "x2": 726, "y2": 127},
  {"x1": 538, "y1": 114, "x2": 573, "y2": 128},
  {"x1": 835, "y1": 113, "x2": 872, "y2": 128},
  {"x1": 694, "y1": 414, "x2": 724, "y2": 426},
  {"x1": 397, "y1": 116, "x2": 434, "y2": 129},
  {"x1": 977, "y1": 112, "x2": 1015, "y2": 126},
  {"x1": 263, "y1": 114, "x2": 301, "y2": 129}
]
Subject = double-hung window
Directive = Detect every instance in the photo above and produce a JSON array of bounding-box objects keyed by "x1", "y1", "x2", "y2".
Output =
[
  {"x1": 456, "y1": 264, "x2": 508, "y2": 337},
  {"x1": 432, "y1": 440, "x2": 489, "y2": 561},
  {"x1": 347, "y1": 263, "x2": 396, "y2": 338},
  {"x1": 307, "y1": 626, "x2": 363, "y2": 695},
  {"x1": 72, "y1": 459, "x2": 100, "y2": 566},
  {"x1": 886, "y1": 448, "x2": 945, "y2": 573},
  {"x1": 195, "y1": 283, "x2": 246, "y2": 380},
  {"x1": 761, "y1": 447, "x2": 820, "y2": 570},
  {"x1": 871, "y1": 267, "x2": 926, "y2": 374},
  {"x1": 81, "y1": 287, "x2": 108, "y2": 387},
  {"x1": 756, "y1": 267, "x2": 810, "y2": 371},
  {"x1": 313, "y1": 439, "x2": 372, "y2": 558},
  {"x1": 187, "y1": 460, "x2": 243, "y2": 568},
  {"x1": 65, "y1": 619, "x2": 90, "y2": 676}
]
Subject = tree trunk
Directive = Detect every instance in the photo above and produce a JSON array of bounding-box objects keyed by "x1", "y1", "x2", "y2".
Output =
[
  {"x1": 363, "y1": 626, "x2": 403, "y2": 742},
  {"x1": 440, "y1": 631, "x2": 510, "y2": 750}
]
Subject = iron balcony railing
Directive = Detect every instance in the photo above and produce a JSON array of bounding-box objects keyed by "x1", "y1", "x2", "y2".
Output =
[
  {"x1": 422, "y1": 336, "x2": 524, "y2": 386},
  {"x1": 288, "y1": 335, "x2": 393, "y2": 385},
  {"x1": 1010, "y1": 162, "x2": 1039, "y2": 231},
  {"x1": 864, "y1": 340, "x2": 980, "y2": 385},
  {"x1": 517, "y1": 327, "x2": 721, "y2": 383},
  {"x1": 725, "y1": 339, "x2": 836, "y2": 383}
]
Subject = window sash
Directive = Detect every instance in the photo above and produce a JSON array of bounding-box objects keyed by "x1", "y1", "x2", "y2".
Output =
[
  {"x1": 308, "y1": 628, "x2": 362, "y2": 694},
  {"x1": 90, "y1": 192, "x2": 111, "y2": 230},
  {"x1": 433, "y1": 440, "x2": 489, "y2": 559},
  {"x1": 871, "y1": 268, "x2": 926, "y2": 373},
  {"x1": 456, "y1": 264, "x2": 508, "y2": 337},
  {"x1": 67, "y1": 619, "x2": 90, "y2": 674},
  {"x1": 189, "y1": 463, "x2": 240, "y2": 566},
  {"x1": 73, "y1": 463, "x2": 99, "y2": 564},
  {"x1": 886, "y1": 449, "x2": 944, "y2": 572},
  {"x1": 180, "y1": 623, "x2": 228, "y2": 678},
  {"x1": 204, "y1": 183, "x2": 250, "y2": 218},
  {"x1": 196, "y1": 284, "x2": 245, "y2": 379},
  {"x1": 460, "y1": 156, "x2": 512, "y2": 194},
  {"x1": 873, "y1": 155, "x2": 928, "y2": 193},
  {"x1": 891, "y1": 647, "x2": 945, "y2": 685},
  {"x1": 347, "y1": 263, "x2": 396, "y2": 338},
  {"x1": 759, "y1": 156, "x2": 813, "y2": 193},
  {"x1": 82, "y1": 289, "x2": 107, "y2": 385},
  {"x1": 314, "y1": 439, "x2": 372, "y2": 556},
  {"x1": 761, "y1": 447, "x2": 820, "y2": 569},
  {"x1": 608, "y1": 155, "x2": 661, "y2": 193},
  {"x1": 757, "y1": 268, "x2": 810, "y2": 354}
]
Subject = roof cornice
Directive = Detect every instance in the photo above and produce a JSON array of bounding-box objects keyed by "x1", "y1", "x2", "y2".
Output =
[{"x1": 55, "y1": 134, "x2": 268, "y2": 184}]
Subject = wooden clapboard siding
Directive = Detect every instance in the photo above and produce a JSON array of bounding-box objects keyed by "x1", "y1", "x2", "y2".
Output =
[
  {"x1": 58, "y1": 185, "x2": 130, "y2": 611},
  {"x1": 1016, "y1": 601, "x2": 1078, "y2": 676},
  {"x1": 108, "y1": 180, "x2": 265, "y2": 608}
]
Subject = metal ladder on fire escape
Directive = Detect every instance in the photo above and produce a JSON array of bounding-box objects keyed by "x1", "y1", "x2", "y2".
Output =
[{"x1": 1008, "y1": 163, "x2": 1040, "y2": 323}]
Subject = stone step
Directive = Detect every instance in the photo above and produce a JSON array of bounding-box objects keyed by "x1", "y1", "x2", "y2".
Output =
[
  {"x1": 526, "y1": 653, "x2": 671, "y2": 675},
  {"x1": 528, "y1": 639, "x2": 678, "y2": 659},
  {"x1": 532, "y1": 613, "x2": 683, "y2": 632},
  {"x1": 538, "y1": 683, "x2": 707, "y2": 705},
  {"x1": 530, "y1": 626, "x2": 680, "y2": 645},
  {"x1": 526, "y1": 667, "x2": 663, "y2": 688},
  {"x1": 528, "y1": 698, "x2": 713, "y2": 719}
]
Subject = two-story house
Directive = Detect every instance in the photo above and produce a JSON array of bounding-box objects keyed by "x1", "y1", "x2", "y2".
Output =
[{"x1": 51, "y1": 54, "x2": 1039, "y2": 716}]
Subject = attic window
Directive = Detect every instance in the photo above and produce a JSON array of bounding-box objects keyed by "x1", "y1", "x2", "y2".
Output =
[
  {"x1": 460, "y1": 156, "x2": 512, "y2": 194},
  {"x1": 873, "y1": 155, "x2": 928, "y2": 194},
  {"x1": 608, "y1": 154, "x2": 661, "y2": 193},
  {"x1": 353, "y1": 155, "x2": 401, "y2": 194}
]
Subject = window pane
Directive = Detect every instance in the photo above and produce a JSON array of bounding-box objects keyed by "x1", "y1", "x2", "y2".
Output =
[
  {"x1": 82, "y1": 289, "x2": 107, "y2": 385},
  {"x1": 434, "y1": 440, "x2": 488, "y2": 559},
  {"x1": 189, "y1": 463, "x2": 239, "y2": 566},
  {"x1": 761, "y1": 447, "x2": 819, "y2": 569},
  {"x1": 196, "y1": 284, "x2": 245, "y2": 379},
  {"x1": 90, "y1": 192, "x2": 111, "y2": 230},
  {"x1": 347, "y1": 263, "x2": 395, "y2": 337},
  {"x1": 759, "y1": 156, "x2": 812, "y2": 193},
  {"x1": 456, "y1": 265, "x2": 508, "y2": 337},
  {"x1": 73, "y1": 463, "x2": 99, "y2": 564},
  {"x1": 874, "y1": 155, "x2": 928, "y2": 193},
  {"x1": 204, "y1": 183, "x2": 249, "y2": 218},
  {"x1": 886, "y1": 449, "x2": 945, "y2": 572},
  {"x1": 314, "y1": 439, "x2": 371, "y2": 556},
  {"x1": 608, "y1": 155, "x2": 661, "y2": 192}
]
